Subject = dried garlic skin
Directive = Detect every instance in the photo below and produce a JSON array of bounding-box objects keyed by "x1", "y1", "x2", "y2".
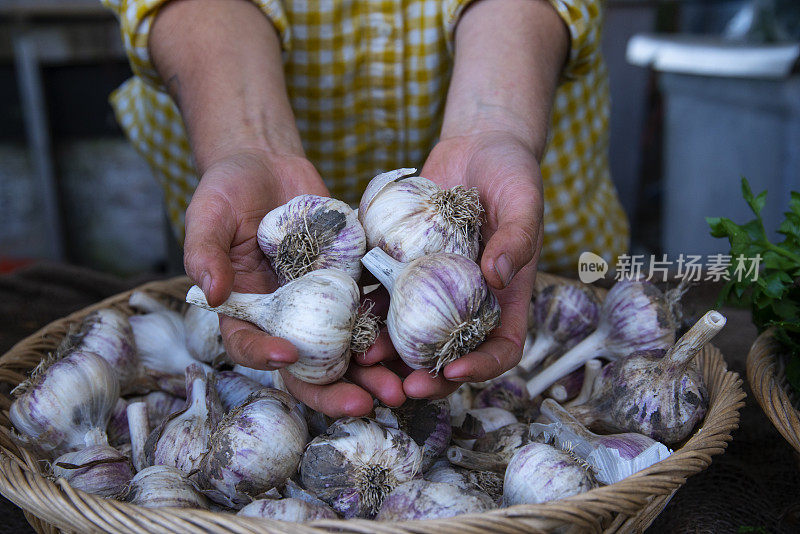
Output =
[
  {"x1": 119, "y1": 465, "x2": 209, "y2": 509},
  {"x1": 258, "y1": 195, "x2": 365, "y2": 285},
  {"x1": 52, "y1": 444, "x2": 133, "y2": 497}
]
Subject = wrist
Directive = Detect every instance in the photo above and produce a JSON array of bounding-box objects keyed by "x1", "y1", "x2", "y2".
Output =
[{"x1": 439, "y1": 110, "x2": 546, "y2": 160}]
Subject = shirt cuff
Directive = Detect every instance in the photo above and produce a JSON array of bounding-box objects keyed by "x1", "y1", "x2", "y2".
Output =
[
  {"x1": 104, "y1": 0, "x2": 291, "y2": 92},
  {"x1": 441, "y1": 0, "x2": 481, "y2": 55},
  {"x1": 546, "y1": 0, "x2": 602, "y2": 80}
]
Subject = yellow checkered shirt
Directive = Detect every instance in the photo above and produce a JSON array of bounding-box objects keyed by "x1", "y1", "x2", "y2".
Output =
[{"x1": 102, "y1": 0, "x2": 629, "y2": 273}]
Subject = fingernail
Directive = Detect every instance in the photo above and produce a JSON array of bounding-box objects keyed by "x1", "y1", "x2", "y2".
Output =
[
  {"x1": 494, "y1": 253, "x2": 514, "y2": 288},
  {"x1": 200, "y1": 272, "x2": 212, "y2": 297},
  {"x1": 446, "y1": 374, "x2": 472, "y2": 383}
]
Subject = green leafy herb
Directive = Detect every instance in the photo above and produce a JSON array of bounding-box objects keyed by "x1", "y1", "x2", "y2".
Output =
[{"x1": 706, "y1": 178, "x2": 800, "y2": 391}]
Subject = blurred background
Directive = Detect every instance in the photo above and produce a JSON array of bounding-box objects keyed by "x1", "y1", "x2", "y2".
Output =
[{"x1": 0, "y1": 0, "x2": 798, "y2": 278}]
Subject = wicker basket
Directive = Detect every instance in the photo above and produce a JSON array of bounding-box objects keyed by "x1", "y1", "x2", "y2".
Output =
[
  {"x1": 746, "y1": 328, "x2": 800, "y2": 454},
  {"x1": 0, "y1": 274, "x2": 745, "y2": 534}
]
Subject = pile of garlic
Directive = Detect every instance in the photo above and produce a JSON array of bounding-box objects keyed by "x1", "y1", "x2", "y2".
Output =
[{"x1": 8, "y1": 168, "x2": 725, "y2": 522}]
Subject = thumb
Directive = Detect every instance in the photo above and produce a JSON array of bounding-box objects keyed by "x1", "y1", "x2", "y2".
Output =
[
  {"x1": 183, "y1": 193, "x2": 237, "y2": 307},
  {"x1": 481, "y1": 194, "x2": 542, "y2": 290}
]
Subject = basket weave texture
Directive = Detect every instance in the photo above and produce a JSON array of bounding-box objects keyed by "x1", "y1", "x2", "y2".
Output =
[
  {"x1": 0, "y1": 274, "x2": 745, "y2": 534},
  {"x1": 746, "y1": 328, "x2": 800, "y2": 454}
]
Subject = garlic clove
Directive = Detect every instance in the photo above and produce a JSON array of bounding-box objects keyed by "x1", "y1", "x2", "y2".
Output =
[
  {"x1": 237, "y1": 498, "x2": 338, "y2": 521},
  {"x1": 52, "y1": 444, "x2": 133, "y2": 497},
  {"x1": 376, "y1": 480, "x2": 495, "y2": 521},
  {"x1": 362, "y1": 249, "x2": 500, "y2": 374},
  {"x1": 118, "y1": 465, "x2": 209, "y2": 509},
  {"x1": 257, "y1": 195, "x2": 366, "y2": 285},
  {"x1": 358, "y1": 169, "x2": 482, "y2": 262},
  {"x1": 300, "y1": 417, "x2": 422, "y2": 518}
]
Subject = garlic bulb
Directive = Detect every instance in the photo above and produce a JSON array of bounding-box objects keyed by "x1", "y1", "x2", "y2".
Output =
[
  {"x1": 52, "y1": 444, "x2": 132, "y2": 497},
  {"x1": 238, "y1": 498, "x2": 337, "y2": 521},
  {"x1": 473, "y1": 376, "x2": 536, "y2": 421},
  {"x1": 358, "y1": 168, "x2": 483, "y2": 262},
  {"x1": 526, "y1": 279, "x2": 676, "y2": 398},
  {"x1": 300, "y1": 417, "x2": 422, "y2": 518},
  {"x1": 452, "y1": 407, "x2": 518, "y2": 449},
  {"x1": 376, "y1": 480, "x2": 494, "y2": 520},
  {"x1": 66, "y1": 309, "x2": 139, "y2": 394},
  {"x1": 232, "y1": 364, "x2": 276, "y2": 387},
  {"x1": 186, "y1": 269, "x2": 378, "y2": 385},
  {"x1": 374, "y1": 398, "x2": 452, "y2": 471},
  {"x1": 424, "y1": 461, "x2": 504, "y2": 504},
  {"x1": 144, "y1": 365, "x2": 222, "y2": 473},
  {"x1": 215, "y1": 370, "x2": 265, "y2": 411},
  {"x1": 198, "y1": 389, "x2": 308, "y2": 508},
  {"x1": 448, "y1": 384, "x2": 474, "y2": 419},
  {"x1": 10, "y1": 349, "x2": 119, "y2": 457},
  {"x1": 107, "y1": 398, "x2": 130, "y2": 446},
  {"x1": 568, "y1": 310, "x2": 725, "y2": 444},
  {"x1": 521, "y1": 284, "x2": 600, "y2": 372},
  {"x1": 362, "y1": 248, "x2": 500, "y2": 373},
  {"x1": 532, "y1": 398, "x2": 671, "y2": 485},
  {"x1": 257, "y1": 195, "x2": 365, "y2": 285},
  {"x1": 184, "y1": 304, "x2": 225, "y2": 364},
  {"x1": 503, "y1": 442, "x2": 597, "y2": 506},
  {"x1": 119, "y1": 465, "x2": 208, "y2": 509},
  {"x1": 128, "y1": 290, "x2": 172, "y2": 314},
  {"x1": 447, "y1": 422, "x2": 534, "y2": 474},
  {"x1": 129, "y1": 310, "x2": 211, "y2": 393},
  {"x1": 129, "y1": 391, "x2": 186, "y2": 426}
]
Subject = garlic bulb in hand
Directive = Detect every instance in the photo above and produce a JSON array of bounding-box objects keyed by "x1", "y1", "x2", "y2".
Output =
[
  {"x1": 258, "y1": 195, "x2": 365, "y2": 285},
  {"x1": 10, "y1": 349, "x2": 119, "y2": 457},
  {"x1": 52, "y1": 444, "x2": 132, "y2": 497},
  {"x1": 198, "y1": 389, "x2": 308, "y2": 508},
  {"x1": 119, "y1": 465, "x2": 208, "y2": 509},
  {"x1": 532, "y1": 398, "x2": 670, "y2": 484},
  {"x1": 521, "y1": 284, "x2": 600, "y2": 372},
  {"x1": 374, "y1": 398, "x2": 451, "y2": 471},
  {"x1": 144, "y1": 365, "x2": 222, "y2": 474},
  {"x1": 569, "y1": 310, "x2": 725, "y2": 444},
  {"x1": 358, "y1": 168, "x2": 482, "y2": 262},
  {"x1": 186, "y1": 268, "x2": 379, "y2": 385},
  {"x1": 300, "y1": 417, "x2": 422, "y2": 518},
  {"x1": 362, "y1": 248, "x2": 500, "y2": 373},
  {"x1": 503, "y1": 442, "x2": 597, "y2": 506},
  {"x1": 238, "y1": 498, "x2": 337, "y2": 521},
  {"x1": 376, "y1": 480, "x2": 495, "y2": 520},
  {"x1": 527, "y1": 279, "x2": 676, "y2": 398}
]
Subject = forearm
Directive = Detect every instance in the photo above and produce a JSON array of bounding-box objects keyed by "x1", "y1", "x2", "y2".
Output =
[
  {"x1": 150, "y1": 0, "x2": 303, "y2": 172},
  {"x1": 443, "y1": 0, "x2": 568, "y2": 160}
]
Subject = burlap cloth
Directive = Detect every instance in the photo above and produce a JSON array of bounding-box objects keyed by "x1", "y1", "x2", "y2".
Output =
[{"x1": 0, "y1": 262, "x2": 798, "y2": 533}]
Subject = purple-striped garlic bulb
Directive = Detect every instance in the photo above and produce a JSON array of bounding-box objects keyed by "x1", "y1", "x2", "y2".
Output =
[
  {"x1": 362, "y1": 248, "x2": 500, "y2": 374},
  {"x1": 448, "y1": 422, "x2": 534, "y2": 474},
  {"x1": 375, "y1": 398, "x2": 452, "y2": 471},
  {"x1": 503, "y1": 442, "x2": 597, "y2": 505},
  {"x1": 183, "y1": 304, "x2": 225, "y2": 364},
  {"x1": 119, "y1": 465, "x2": 208, "y2": 509},
  {"x1": 526, "y1": 279, "x2": 676, "y2": 398},
  {"x1": 65, "y1": 309, "x2": 139, "y2": 394},
  {"x1": 376, "y1": 480, "x2": 495, "y2": 520},
  {"x1": 199, "y1": 389, "x2": 308, "y2": 508},
  {"x1": 358, "y1": 168, "x2": 482, "y2": 262},
  {"x1": 533, "y1": 398, "x2": 670, "y2": 484},
  {"x1": 10, "y1": 349, "x2": 119, "y2": 457},
  {"x1": 186, "y1": 269, "x2": 378, "y2": 385},
  {"x1": 568, "y1": 310, "x2": 725, "y2": 444},
  {"x1": 473, "y1": 376, "x2": 537, "y2": 421},
  {"x1": 257, "y1": 195, "x2": 365, "y2": 285},
  {"x1": 107, "y1": 398, "x2": 130, "y2": 446},
  {"x1": 238, "y1": 498, "x2": 337, "y2": 521},
  {"x1": 128, "y1": 391, "x2": 186, "y2": 427},
  {"x1": 424, "y1": 459, "x2": 504, "y2": 504},
  {"x1": 300, "y1": 417, "x2": 422, "y2": 518},
  {"x1": 521, "y1": 284, "x2": 600, "y2": 371},
  {"x1": 452, "y1": 407, "x2": 518, "y2": 450},
  {"x1": 52, "y1": 444, "x2": 132, "y2": 497},
  {"x1": 215, "y1": 370, "x2": 265, "y2": 411},
  {"x1": 143, "y1": 365, "x2": 222, "y2": 474}
]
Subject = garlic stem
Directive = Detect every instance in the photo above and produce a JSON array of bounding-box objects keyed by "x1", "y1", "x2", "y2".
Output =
[
  {"x1": 547, "y1": 384, "x2": 568, "y2": 402},
  {"x1": 446, "y1": 446, "x2": 507, "y2": 474},
  {"x1": 666, "y1": 310, "x2": 726, "y2": 366},
  {"x1": 127, "y1": 402, "x2": 149, "y2": 472},
  {"x1": 519, "y1": 334, "x2": 557, "y2": 372},
  {"x1": 526, "y1": 330, "x2": 605, "y2": 398},
  {"x1": 186, "y1": 286, "x2": 273, "y2": 324},
  {"x1": 361, "y1": 248, "x2": 403, "y2": 293},
  {"x1": 565, "y1": 359, "x2": 602, "y2": 408}
]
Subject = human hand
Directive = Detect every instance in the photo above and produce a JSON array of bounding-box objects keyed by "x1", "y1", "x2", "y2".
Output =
[
  {"x1": 383, "y1": 131, "x2": 543, "y2": 398},
  {"x1": 184, "y1": 149, "x2": 404, "y2": 416}
]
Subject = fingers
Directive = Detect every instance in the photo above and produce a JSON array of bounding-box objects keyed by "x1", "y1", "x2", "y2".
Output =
[
  {"x1": 402, "y1": 369, "x2": 462, "y2": 399},
  {"x1": 281, "y1": 371, "x2": 375, "y2": 418},
  {"x1": 219, "y1": 316, "x2": 298, "y2": 369},
  {"x1": 346, "y1": 363, "x2": 406, "y2": 407},
  {"x1": 481, "y1": 201, "x2": 542, "y2": 290},
  {"x1": 184, "y1": 191, "x2": 237, "y2": 307}
]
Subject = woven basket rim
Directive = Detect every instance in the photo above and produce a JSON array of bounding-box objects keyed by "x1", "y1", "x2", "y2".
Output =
[
  {"x1": 746, "y1": 328, "x2": 800, "y2": 453},
  {"x1": 0, "y1": 273, "x2": 746, "y2": 534}
]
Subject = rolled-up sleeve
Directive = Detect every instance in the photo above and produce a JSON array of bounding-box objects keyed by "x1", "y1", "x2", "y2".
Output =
[{"x1": 101, "y1": 0, "x2": 292, "y2": 91}]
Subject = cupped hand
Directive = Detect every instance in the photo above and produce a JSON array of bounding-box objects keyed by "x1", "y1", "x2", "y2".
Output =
[
  {"x1": 183, "y1": 149, "x2": 404, "y2": 416},
  {"x1": 398, "y1": 131, "x2": 543, "y2": 398}
]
